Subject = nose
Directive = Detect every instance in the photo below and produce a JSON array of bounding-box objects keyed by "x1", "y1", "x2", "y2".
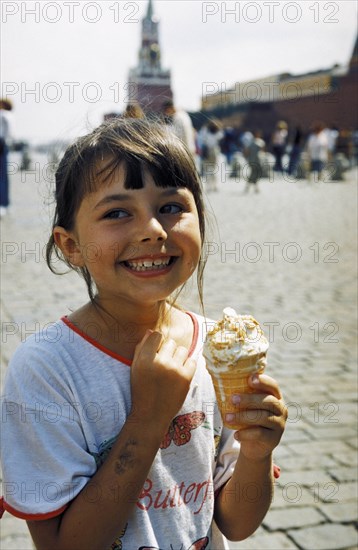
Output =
[{"x1": 140, "y1": 216, "x2": 168, "y2": 242}]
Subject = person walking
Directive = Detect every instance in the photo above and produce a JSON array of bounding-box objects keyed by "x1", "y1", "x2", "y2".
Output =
[
  {"x1": 287, "y1": 126, "x2": 304, "y2": 178},
  {"x1": 306, "y1": 121, "x2": 329, "y2": 182},
  {"x1": 200, "y1": 119, "x2": 223, "y2": 192},
  {"x1": 162, "y1": 99, "x2": 196, "y2": 158},
  {"x1": 1, "y1": 118, "x2": 286, "y2": 549},
  {"x1": 123, "y1": 102, "x2": 145, "y2": 119},
  {"x1": 244, "y1": 130, "x2": 265, "y2": 193},
  {"x1": 271, "y1": 120, "x2": 288, "y2": 173},
  {"x1": 0, "y1": 99, "x2": 13, "y2": 217}
]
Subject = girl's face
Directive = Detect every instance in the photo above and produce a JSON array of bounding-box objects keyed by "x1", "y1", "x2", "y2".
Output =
[{"x1": 56, "y1": 163, "x2": 202, "y2": 311}]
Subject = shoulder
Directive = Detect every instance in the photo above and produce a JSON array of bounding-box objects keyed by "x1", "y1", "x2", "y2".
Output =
[
  {"x1": 175, "y1": 110, "x2": 192, "y2": 125},
  {"x1": 186, "y1": 311, "x2": 215, "y2": 355},
  {"x1": 3, "y1": 320, "x2": 82, "y2": 394}
]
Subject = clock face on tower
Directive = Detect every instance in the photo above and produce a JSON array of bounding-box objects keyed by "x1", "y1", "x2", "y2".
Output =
[{"x1": 150, "y1": 44, "x2": 160, "y2": 62}]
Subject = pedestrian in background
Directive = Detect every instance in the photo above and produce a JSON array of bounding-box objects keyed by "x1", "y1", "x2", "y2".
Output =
[
  {"x1": 220, "y1": 126, "x2": 238, "y2": 167},
  {"x1": 123, "y1": 102, "x2": 145, "y2": 119},
  {"x1": 324, "y1": 125, "x2": 339, "y2": 162},
  {"x1": 244, "y1": 130, "x2": 265, "y2": 193},
  {"x1": 306, "y1": 121, "x2": 329, "y2": 182},
  {"x1": 271, "y1": 120, "x2": 288, "y2": 173},
  {"x1": 162, "y1": 99, "x2": 196, "y2": 158},
  {"x1": 240, "y1": 129, "x2": 254, "y2": 150},
  {"x1": 0, "y1": 99, "x2": 13, "y2": 217},
  {"x1": 288, "y1": 126, "x2": 304, "y2": 178},
  {"x1": 201, "y1": 119, "x2": 223, "y2": 192}
]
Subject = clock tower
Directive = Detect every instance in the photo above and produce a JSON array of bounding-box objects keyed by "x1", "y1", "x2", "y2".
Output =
[{"x1": 128, "y1": 0, "x2": 173, "y2": 115}]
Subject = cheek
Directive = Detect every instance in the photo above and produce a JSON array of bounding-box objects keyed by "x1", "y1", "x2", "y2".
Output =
[{"x1": 173, "y1": 220, "x2": 202, "y2": 265}]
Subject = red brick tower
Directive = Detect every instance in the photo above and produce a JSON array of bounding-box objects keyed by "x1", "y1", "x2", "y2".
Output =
[{"x1": 128, "y1": 0, "x2": 173, "y2": 115}]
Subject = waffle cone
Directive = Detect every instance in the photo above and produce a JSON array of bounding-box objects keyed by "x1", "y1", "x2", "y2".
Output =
[{"x1": 208, "y1": 353, "x2": 266, "y2": 429}]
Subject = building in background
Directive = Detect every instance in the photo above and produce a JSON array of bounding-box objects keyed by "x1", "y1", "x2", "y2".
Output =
[
  {"x1": 127, "y1": 0, "x2": 173, "y2": 115},
  {"x1": 197, "y1": 34, "x2": 358, "y2": 138}
]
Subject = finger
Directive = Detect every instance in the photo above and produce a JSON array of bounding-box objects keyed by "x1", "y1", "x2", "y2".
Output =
[
  {"x1": 230, "y1": 393, "x2": 285, "y2": 417},
  {"x1": 133, "y1": 330, "x2": 163, "y2": 364},
  {"x1": 173, "y1": 345, "x2": 189, "y2": 363},
  {"x1": 225, "y1": 409, "x2": 271, "y2": 427},
  {"x1": 183, "y1": 356, "x2": 197, "y2": 378},
  {"x1": 132, "y1": 329, "x2": 152, "y2": 364},
  {"x1": 225, "y1": 406, "x2": 285, "y2": 429},
  {"x1": 234, "y1": 426, "x2": 272, "y2": 443},
  {"x1": 159, "y1": 338, "x2": 178, "y2": 358},
  {"x1": 248, "y1": 373, "x2": 283, "y2": 399}
]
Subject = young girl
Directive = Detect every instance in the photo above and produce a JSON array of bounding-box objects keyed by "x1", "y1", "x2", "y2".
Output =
[{"x1": 1, "y1": 119, "x2": 287, "y2": 550}]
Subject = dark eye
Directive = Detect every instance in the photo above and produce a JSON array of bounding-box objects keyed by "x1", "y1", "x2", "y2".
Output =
[
  {"x1": 160, "y1": 203, "x2": 183, "y2": 214},
  {"x1": 104, "y1": 209, "x2": 129, "y2": 219}
]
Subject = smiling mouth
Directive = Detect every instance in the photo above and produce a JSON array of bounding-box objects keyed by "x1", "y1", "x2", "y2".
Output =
[{"x1": 122, "y1": 257, "x2": 175, "y2": 272}]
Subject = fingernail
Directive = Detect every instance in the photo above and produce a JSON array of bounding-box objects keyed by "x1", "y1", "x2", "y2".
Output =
[
  {"x1": 252, "y1": 374, "x2": 259, "y2": 384},
  {"x1": 225, "y1": 413, "x2": 235, "y2": 423},
  {"x1": 232, "y1": 395, "x2": 241, "y2": 404}
]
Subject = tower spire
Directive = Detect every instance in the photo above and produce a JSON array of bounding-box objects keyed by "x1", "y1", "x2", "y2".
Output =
[
  {"x1": 127, "y1": 0, "x2": 173, "y2": 114},
  {"x1": 146, "y1": 0, "x2": 154, "y2": 20}
]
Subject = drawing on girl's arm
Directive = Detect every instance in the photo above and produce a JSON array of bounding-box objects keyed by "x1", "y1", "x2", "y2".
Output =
[
  {"x1": 160, "y1": 412, "x2": 205, "y2": 449},
  {"x1": 91, "y1": 436, "x2": 118, "y2": 468}
]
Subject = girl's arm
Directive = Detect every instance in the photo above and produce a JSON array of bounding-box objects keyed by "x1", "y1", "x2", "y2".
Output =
[
  {"x1": 27, "y1": 331, "x2": 196, "y2": 550},
  {"x1": 214, "y1": 374, "x2": 287, "y2": 541}
]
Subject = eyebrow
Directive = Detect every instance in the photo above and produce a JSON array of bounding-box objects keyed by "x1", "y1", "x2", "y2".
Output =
[{"x1": 94, "y1": 187, "x2": 186, "y2": 210}]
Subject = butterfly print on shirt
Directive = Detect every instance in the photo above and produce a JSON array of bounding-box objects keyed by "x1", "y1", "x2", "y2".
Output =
[
  {"x1": 139, "y1": 535, "x2": 209, "y2": 550},
  {"x1": 160, "y1": 411, "x2": 205, "y2": 449},
  {"x1": 110, "y1": 523, "x2": 127, "y2": 550}
]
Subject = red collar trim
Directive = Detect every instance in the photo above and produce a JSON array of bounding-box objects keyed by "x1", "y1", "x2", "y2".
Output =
[
  {"x1": 61, "y1": 312, "x2": 199, "y2": 366},
  {"x1": 185, "y1": 311, "x2": 199, "y2": 356}
]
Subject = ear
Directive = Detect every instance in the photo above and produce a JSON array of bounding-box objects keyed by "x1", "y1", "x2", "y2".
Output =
[{"x1": 53, "y1": 226, "x2": 85, "y2": 267}]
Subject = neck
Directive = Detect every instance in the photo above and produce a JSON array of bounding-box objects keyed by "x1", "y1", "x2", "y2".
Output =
[
  {"x1": 67, "y1": 297, "x2": 192, "y2": 361},
  {"x1": 92, "y1": 296, "x2": 172, "y2": 340}
]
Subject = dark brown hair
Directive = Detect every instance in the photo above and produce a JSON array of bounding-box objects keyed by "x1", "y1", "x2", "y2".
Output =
[{"x1": 46, "y1": 117, "x2": 207, "y2": 308}]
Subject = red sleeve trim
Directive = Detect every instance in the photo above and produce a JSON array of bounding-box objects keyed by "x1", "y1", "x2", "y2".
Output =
[
  {"x1": 1, "y1": 498, "x2": 68, "y2": 521},
  {"x1": 273, "y1": 464, "x2": 281, "y2": 479}
]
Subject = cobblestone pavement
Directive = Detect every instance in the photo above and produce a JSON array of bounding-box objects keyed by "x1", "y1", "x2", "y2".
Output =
[{"x1": 1, "y1": 155, "x2": 357, "y2": 550}]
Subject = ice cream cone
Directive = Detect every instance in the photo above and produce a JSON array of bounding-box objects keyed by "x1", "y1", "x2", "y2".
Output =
[
  {"x1": 203, "y1": 307, "x2": 269, "y2": 430},
  {"x1": 209, "y1": 353, "x2": 267, "y2": 429}
]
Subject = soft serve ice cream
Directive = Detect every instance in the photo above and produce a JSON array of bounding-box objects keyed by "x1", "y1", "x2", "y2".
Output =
[{"x1": 203, "y1": 307, "x2": 269, "y2": 429}]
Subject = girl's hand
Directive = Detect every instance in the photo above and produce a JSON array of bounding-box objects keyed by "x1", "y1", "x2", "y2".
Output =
[
  {"x1": 225, "y1": 374, "x2": 287, "y2": 461},
  {"x1": 130, "y1": 330, "x2": 197, "y2": 431}
]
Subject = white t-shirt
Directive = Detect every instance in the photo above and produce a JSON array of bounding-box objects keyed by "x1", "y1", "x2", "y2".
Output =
[
  {"x1": 171, "y1": 110, "x2": 196, "y2": 156},
  {"x1": 1, "y1": 312, "x2": 240, "y2": 549},
  {"x1": 307, "y1": 132, "x2": 329, "y2": 162}
]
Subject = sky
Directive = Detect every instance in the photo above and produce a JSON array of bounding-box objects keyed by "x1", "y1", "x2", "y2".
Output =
[{"x1": 1, "y1": 0, "x2": 357, "y2": 143}]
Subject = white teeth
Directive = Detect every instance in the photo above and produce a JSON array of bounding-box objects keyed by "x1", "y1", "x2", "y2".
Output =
[{"x1": 125, "y1": 258, "x2": 171, "y2": 271}]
